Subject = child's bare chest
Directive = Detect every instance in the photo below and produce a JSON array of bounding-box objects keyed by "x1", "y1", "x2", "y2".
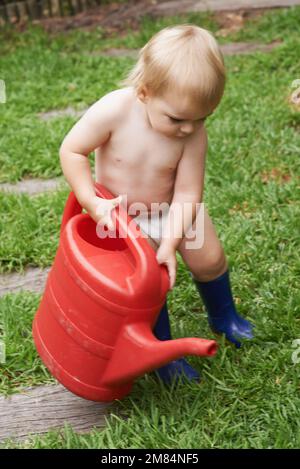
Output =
[{"x1": 100, "y1": 114, "x2": 184, "y2": 174}]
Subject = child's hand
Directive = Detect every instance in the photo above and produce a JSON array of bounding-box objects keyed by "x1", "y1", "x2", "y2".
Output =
[
  {"x1": 156, "y1": 243, "x2": 177, "y2": 290},
  {"x1": 85, "y1": 195, "x2": 123, "y2": 229}
]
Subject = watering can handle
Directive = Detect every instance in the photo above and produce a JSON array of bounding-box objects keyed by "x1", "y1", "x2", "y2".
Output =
[{"x1": 60, "y1": 183, "x2": 170, "y2": 295}]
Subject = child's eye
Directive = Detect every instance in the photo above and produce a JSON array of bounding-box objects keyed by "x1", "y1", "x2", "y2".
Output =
[
  {"x1": 168, "y1": 116, "x2": 183, "y2": 123},
  {"x1": 167, "y1": 115, "x2": 207, "y2": 124}
]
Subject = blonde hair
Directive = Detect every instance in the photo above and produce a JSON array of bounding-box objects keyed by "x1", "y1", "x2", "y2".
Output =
[{"x1": 119, "y1": 24, "x2": 226, "y2": 111}]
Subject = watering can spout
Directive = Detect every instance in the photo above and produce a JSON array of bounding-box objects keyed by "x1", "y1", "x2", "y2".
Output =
[{"x1": 102, "y1": 322, "x2": 218, "y2": 387}]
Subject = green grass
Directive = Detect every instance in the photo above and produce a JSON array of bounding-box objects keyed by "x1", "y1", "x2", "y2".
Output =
[
  {"x1": 0, "y1": 190, "x2": 68, "y2": 273},
  {"x1": 0, "y1": 7, "x2": 299, "y2": 181},
  {"x1": 0, "y1": 5, "x2": 300, "y2": 449},
  {"x1": 0, "y1": 292, "x2": 56, "y2": 396},
  {"x1": 1, "y1": 38, "x2": 299, "y2": 272},
  {"x1": 217, "y1": 6, "x2": 300, "y2": 43},
  {"x1": 1, "y1": 268, "x2": 300, "y2": 448}
]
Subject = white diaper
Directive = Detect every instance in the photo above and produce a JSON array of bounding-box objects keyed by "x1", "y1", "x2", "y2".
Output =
[{"x1": 131, "y1": 210, "x2": 169, "y2": 246}]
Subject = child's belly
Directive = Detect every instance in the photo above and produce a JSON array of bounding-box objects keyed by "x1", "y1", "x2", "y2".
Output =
[{"x1": 95, "y1": 150, "x2": 176, "y2": 214}]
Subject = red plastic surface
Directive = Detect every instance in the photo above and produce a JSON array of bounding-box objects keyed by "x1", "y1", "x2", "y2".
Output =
[{"x1": 32, "y1": 183, "x2": 217, "y2": 402}]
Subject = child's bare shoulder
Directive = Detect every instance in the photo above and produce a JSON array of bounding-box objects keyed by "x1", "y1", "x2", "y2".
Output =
[
  {"x1": 60, "y1": 88, "x2": 133, "y2": 155},
  {"x1": 84, "y1": 87, "x2": 133, "y2": 124}
]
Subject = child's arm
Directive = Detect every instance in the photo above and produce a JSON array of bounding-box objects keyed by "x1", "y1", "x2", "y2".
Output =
[
  {"x1": 59, "y1": 92, "x2": 123, "y2": 225},
  {"x1": 163, "y1": 123, "x2": 207, "y2": 247},
  {"x1": 156, "y1": 124, "x2": 207, "y2": 288}
]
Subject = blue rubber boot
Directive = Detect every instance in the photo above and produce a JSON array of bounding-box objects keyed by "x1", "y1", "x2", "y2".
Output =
[
  {"x1": 152, "y1": 301, "x2": 201, "y2": 384},
  {"x1": 192, "y1": 270, "x2": 254, "y2": 348}
]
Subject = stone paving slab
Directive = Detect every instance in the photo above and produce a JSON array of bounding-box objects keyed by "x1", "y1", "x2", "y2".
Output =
[
  {"x1": 220, "y1": 39, "x2": 282, "y2": 54},
  {"x1": 99, "y1": 40, "x2": 282, "y2": 59},
  {"x1": 0, "y1": 267, "x2": 50, "y2": 298},
  {"x1": 37, "y1": 106, "x2": 88, "y2": 121},
  {"x1": 0, "y1": 177, "x2": 68, "y2": 195},
  {"x1": 0, "y1": 384, "x2": 112, "y2": 443},
  {"x1": 156, "y1": 0, "x2": 300, "y2": 14}
]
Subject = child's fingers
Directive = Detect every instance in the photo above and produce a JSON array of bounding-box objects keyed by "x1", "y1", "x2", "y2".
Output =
[
  {"x1": 106, "y1": 197, "x2": 122, "y2": 227},
  {"x1": 169, "y1": 266, "x2": 176, "y2": 290},
  {"x1": 99, "y1": 214, "x2": 114, "y2": 230},
  {"x1": 111, "y1": 195, "x2": 122, "y2": 206},
  {"x1": 105, "y1": 217, "x2": 114, "y2": 231},
  {"x1": 164, "y1": 261, "x2": 176, "y2": 289}
]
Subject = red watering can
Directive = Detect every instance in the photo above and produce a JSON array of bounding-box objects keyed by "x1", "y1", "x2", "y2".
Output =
[{"x1": 32, "y1": 183, "x2": 217, "y2": 402}]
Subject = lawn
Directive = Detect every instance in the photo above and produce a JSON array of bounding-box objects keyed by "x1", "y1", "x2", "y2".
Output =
[{"x1": 0, "y1": 6, "x2": 300, "y2": 449}]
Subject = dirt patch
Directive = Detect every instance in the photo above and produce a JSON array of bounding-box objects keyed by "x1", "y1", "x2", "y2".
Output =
[
  {"x1": 260, "y1": 168, "x2": 293, "y2": 184},
  {"x1": 214, "y1": 9, "x2": 267, "y2": 37}
]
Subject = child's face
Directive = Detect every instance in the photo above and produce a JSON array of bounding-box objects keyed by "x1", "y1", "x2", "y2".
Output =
[{"x1": 138, "y1": 86, "x2": 213, "y2": 138}]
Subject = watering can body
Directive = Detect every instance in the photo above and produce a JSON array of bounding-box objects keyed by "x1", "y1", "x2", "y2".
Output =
[{"x1": 32, "y1": 183, "x2": 217, "y2": 402}]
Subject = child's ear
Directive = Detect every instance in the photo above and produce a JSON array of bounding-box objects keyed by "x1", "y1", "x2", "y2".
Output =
[{"x1": 137, "y1": 85, "x2": 150, "y2": 103}]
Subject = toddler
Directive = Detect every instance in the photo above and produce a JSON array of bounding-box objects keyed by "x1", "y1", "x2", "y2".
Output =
[{"x1": 59, "y1": 24, "x2": 254, "y2": 385}]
